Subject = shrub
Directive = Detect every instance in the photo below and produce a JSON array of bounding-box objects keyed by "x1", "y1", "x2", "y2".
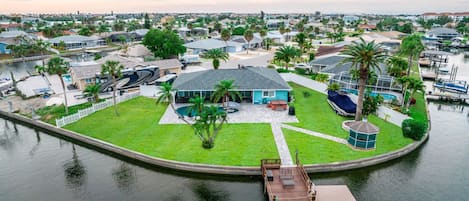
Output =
[
  {"x1": 310, "y1": 72, "x2": 318, "y2": 80},
  {"x1": 327, "y1": 83, "x2": 341, "y2": 91},
  {"x1": 276, "y1": 68, "x2": 290, "y2": 73},
  {"x1": 402, "y1": 119, "x2": 427, "y2": 140},
  {"x1": 94, "y1": 54, "x2": 102, "y2": 60},
  {"x1": 315, "y1": 73, "x2": 329, "y2": 82},
  {"x1": 302, "y1": 91, "x2": 311, "y2": 98},
  {"x1": 267, "y1": 64, "x2": 276, "y2": 69},
  {"x1": 295, "y1": 67, "x2": 306, "y2": 75}
]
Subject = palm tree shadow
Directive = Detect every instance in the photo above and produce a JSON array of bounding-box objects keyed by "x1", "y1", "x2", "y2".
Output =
[
  {"x1": 111, "y1": 162, "x2": 137, "y2": 192},
  {"x1": 63, "y1": 145, "x2": 87, "y2": 190},
  {"x1": 189, "y1": 181, "x2": 230, "y2": 201}
]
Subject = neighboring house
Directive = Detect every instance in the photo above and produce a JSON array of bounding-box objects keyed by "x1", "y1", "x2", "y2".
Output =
[
  {"x1": 0, "y1": 23, "x2": 22, "y2": 31},
  {"x1": 172, "y1": 67, "x2": 291, "y2": 104},
  {"x1": 309, "y1": 55, "x2": 387, "y2": 75},
  {"x1": 69, "y1": 54, "x2": 182, "y2": 90},
  {"x1": 360, "y1": 31, "x2": 405, "y2": 52},
  {"x1": 184, "y1": 38, "x2": 244, "y2": 54},
  {"x1": 131, "y1": 29, "x2": 149, "y2": 41},
  {"x1": 0, "y1": 31, "x2": 30, "y2": 54},
  {"x1": 266, "y1": 19, "x2": 286, "y2": 30},
  {"x1": 48, "y1": 35, "x2": 106, "y2": 50},
  {"x1": 343, "y1": 16, "x2": 360, "y2": 25},
  {"x1": 358, "y1": 24, "x2": 377, "y2": 32},
  {"x1": 425, "y1": 28, "x2": 460, "y2": 40},
  {"x1": 231, "y1": 35, "x2": 262, "y2": 49},
  {"x1": 265, "y1": 30, "x2": 285, "y2": 43}
]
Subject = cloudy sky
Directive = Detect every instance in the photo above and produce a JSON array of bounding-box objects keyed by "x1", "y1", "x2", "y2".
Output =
[{"x1": 1, "y1": 0, "x2": 468, "y2": 14}]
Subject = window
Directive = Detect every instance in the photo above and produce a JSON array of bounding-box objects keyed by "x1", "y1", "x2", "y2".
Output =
[
  {"x1": 262, "y1": 90, "x2": 275, "y2": 98},
  {"x1": 85, "y1": 78, "x2": 93, "y2": 84}
]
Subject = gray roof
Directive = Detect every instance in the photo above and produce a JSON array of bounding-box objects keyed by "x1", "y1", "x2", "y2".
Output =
[
  {"x1": 310, "y1": 55, "x2": 387, "y2": 75},
  {"x1": 184, "y1": 38, "x2": 243, "y2": 50},
  {"x1": 172, "y1": 67, "x2": 291, "y2": 91},
  {"x1": 349, "y1": 121, "x2": 379, "y2": 134},
  {"x1": 132, "y1": 29, "x2": 149, "y2": 36},
  {"x1": 428, "y1": 28, "x2": 459, "y2": 35},
  {"x1": 0, "y1": 31, "x2": 27, "y2": 38},
  {"x1": 48, "y1": 35, "x2": 99, "y2": 44},
  {"x1": 231, "y1": 35, "x2": 262, "y2": 44}
]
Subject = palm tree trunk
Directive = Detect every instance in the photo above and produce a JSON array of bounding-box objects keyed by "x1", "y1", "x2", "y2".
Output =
[
  {"x1": 407, "y1": 55, "x2": 413, "y2": 77},
  {"x1": 246, "y1": 42, "x2": 250, "y2": 54},
  {"x1": 355, "y1": 73, "x2": 367, "y2": 121},
  {"x1": 59, "y1": 75, "x2": 69, "y2": 114},
  {"x1": 112, "y1": 76, "x2": 119, "y2": 116},
  {"x1": 406, "y1": 91, "x2": 414, "y2": 110}
]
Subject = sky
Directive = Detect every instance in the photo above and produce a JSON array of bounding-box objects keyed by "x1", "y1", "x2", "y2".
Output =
[{"x1": 1, "y1": 0, "x2": 468, "y2": 14}]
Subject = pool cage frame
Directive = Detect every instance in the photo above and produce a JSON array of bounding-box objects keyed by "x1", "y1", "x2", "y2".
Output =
[{"x1": 329, "y1": 71, "x2": 402, "y2": 93}]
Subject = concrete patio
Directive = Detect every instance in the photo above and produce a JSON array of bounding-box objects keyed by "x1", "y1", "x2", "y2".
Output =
[{"x1": 159, "y1": 103, "x2": 299, "y2": 124}]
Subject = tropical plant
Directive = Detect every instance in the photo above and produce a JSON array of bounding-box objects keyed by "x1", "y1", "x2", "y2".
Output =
[
  {"x1": 78, "y1": 27, "x2": 92, "y2": 36},
  {"x1": 193, "y1": 105, "x2": 227, "y2": 149},
  {"x1": 84, "y1": 83, "x2": 100, "y2": 103},
  {"x1": 220, "y1": 29, "x2": 231, "y2": 45},
  {"x1": 243, "y1": 29, "x2": 254, "y2": 54},
  {"x1": 340, "y1": 38, "x2": 387, "y2": 121},
  {"x1": 315, "y1": 73, "x2": 329, "y2": 83},
  {"x1": 327, "y1": 82, "x2": 341, "y2": 91},
  {"x1": 142, "y1": 29, "x2": 186, "y2": 59},
  {"x1": 274, "y1": 46, "x2": 301, "y2": 70},
  {"x1": 35, "y1": 57, "x2": 70, "y2": 114},
  {"x1": 35, "y1": 39, "x2": 51, "y2": 66},
  {"x1": 295, "y1": 32, "x2": 307, "y2": 53},
  {"x1": 211, "y1": 80, "x2": 242, "y2": 107},
  {"x1": 396, "y1": 76, "x2": 411, "y2": 108},
  {"x1": 203, "y1": 49, "x2": 229, "y2": 70},
  {"x1": 386, "y1": 56, "x2": 408, "y2": 77},
  {"x1": 399, "y1": 34, "x2": 424, "y2": 77},
  {"x1": 259, "y1": 29, "x2": 267, "y2": 48},
  {"x1": 362, "y1": 91, "x2": 384, "y2": 117},
  {"x1": 263, "y1": 38, "x2": 273, "y2": 50},
  {"x1": 101, "y1": 60, "x2": 124, "y2": 116},
  {"x1": 405, "y1": 77, "x2": 425, "y2": 110},
  {"x1": 187, "y1": 95, "x2": 205, "y2": 116},
  {"x1": 156, "y1": 82, "x2": 177, "y2": 112}
]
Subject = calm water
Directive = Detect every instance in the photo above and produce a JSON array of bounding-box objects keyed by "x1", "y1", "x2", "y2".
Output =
[{"x1": 0, "y1": 102, "x2": 468, "y2": 201}]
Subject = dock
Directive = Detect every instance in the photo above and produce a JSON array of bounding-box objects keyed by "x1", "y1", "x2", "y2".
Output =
[
  {"x1": 421, "y1": 71, "x2": 437, "y2": 80},
  {"x1": 427, "y1": 91, "x2": 469, "y2": 103},
  {"x1": 261, "y1": 159, "x2": 356, "y2": 201}
]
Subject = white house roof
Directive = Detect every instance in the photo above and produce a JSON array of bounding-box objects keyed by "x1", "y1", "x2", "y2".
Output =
[
  {"x1": 132, "y1": 29, "x2": 149, "y2": 36},
  {"x1": 48, "y1": 35, "x2": 99, "y2": 44},
  {"x1": 184, "y1": 38, "x2": 243, "y2": 50}
]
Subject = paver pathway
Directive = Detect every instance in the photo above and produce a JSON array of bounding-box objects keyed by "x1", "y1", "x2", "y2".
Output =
[
  {"x1": 270, "y1": 122, "x2": 294, "y2": 166},
  {"x1": 281, "y1": 124, "x2": 348, "y2": 144},
  {"x1": 281, "y1": 73, "x2": 410, "y2": 127}
]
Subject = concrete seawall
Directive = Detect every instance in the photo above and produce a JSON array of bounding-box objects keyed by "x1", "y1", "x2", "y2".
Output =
[{"x1": 0, "y1": 110, "x2": 429, "y2": 176}]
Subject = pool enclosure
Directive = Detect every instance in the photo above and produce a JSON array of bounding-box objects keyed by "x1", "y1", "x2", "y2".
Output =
[
  {"x1": 347, "y1": 121, "x2": 379, "y2": 150},
  {"x1": 329, "y1": 71, "x2": 402, "y2": 92}
]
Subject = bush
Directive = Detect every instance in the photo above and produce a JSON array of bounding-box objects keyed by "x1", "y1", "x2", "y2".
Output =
[
  {"x1": 310, "y1": 72, "x2": 318, "y2": 80},
  {"x1": 94, "y1": 54, "x2": 102, "y2": 60},
  {"x1": 276, "y1": 68, "x2": 290, "y2": 73},
  {"x1": 402, "y1": 119, "x2": 427, "y2": 140},
  {"x1": 315, "y1": 73, "x2": 329, "y2": 83},
  {"x1": 302, "y1": 91, "x2": 311, "y2": 98},
  {"x1": 295, "y1": 67, "x2": 306, "y2": 75},
  {"x1": 267, "y1": 64, "x2": 276, "y2": 69}
]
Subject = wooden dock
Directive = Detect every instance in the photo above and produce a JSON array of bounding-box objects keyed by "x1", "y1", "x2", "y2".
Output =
[
  {"x1": 427, "y1": 91, "x2": 469, "y2": 103},
  {"x1": 261, "y1": 159, "x2": 356, "y2": 201}
]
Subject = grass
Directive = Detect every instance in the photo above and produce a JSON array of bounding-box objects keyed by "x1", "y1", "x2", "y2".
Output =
[
  {"x1": 65, "y1": 97, "x2": 278, "y2": 166},
  {"x1": 284, "y1": 122, "x2": 413, "y2": 164},
  {"x1": 36, "y1": 101, "x2": 97, "y2": 125}
]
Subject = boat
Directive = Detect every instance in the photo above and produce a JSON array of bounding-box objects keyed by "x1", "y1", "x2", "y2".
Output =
[
  {"x1": 433, "y1": 80, "x2": 469, "y2": 94},
  {"x1": 327, "y1": 90, "x2": 356, "y2": 116},
  {"x1": 0, "y1": 77, "x2": 13, "y2": 92},
  {"x1": 438, "y1": 67, "x2": 450, "y2": 74}
]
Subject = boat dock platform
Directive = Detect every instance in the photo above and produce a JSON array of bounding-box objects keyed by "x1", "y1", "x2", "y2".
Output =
[
  {"x1": 427, "y1": 91, "x2": 469, "y2": 103},
  {"x1": 421, "y1": 71, "x2": 437, "y2": 80},
  {"x1": 261, "y1": 159, "x2": 356, "y2": 201}
]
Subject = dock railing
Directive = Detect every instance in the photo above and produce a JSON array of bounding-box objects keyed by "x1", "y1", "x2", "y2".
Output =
[{"x1": 261, "y1": 159, "x2": 281, "y2": 201}]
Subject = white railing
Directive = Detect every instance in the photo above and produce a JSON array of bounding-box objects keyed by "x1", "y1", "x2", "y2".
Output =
[{"x1": 55, "y1": 92, "x2": 139, "y2": 128}]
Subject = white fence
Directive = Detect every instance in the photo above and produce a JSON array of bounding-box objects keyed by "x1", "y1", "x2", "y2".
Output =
[{"x1": 55, "y1": 92, "x2": 139, "y2": 128}]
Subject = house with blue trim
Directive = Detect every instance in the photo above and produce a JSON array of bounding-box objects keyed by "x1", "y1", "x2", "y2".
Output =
[{"x1": 172, "y1": 67, "x2": 291, "y2": 104}]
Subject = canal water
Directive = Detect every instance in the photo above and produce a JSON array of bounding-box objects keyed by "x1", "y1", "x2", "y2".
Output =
[{"x1": 1, "y1": 102, "x2": 468, "y2": 201}]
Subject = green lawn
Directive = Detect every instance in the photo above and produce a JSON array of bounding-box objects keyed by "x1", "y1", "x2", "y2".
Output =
[
  {"x1": 285, "y1": 83, "x2": 414, "y2": 164},
  {"x1": 65, "y1": 97, "x2": 278, "y2": 166},
  {"x1": 36, "y1": 101, "x2": 97, "y2": 125}
]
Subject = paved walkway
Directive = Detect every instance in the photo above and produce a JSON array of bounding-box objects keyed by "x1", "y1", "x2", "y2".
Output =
[
  {"x1": 281, "y1": 124, "x2": 348, "y2": 144},
  {"x1": 270, "y1": 122, "x2": 294, "y2": 166},
  {"x1": 281, "y1": 73, "x2": 410, "y2": 127}
]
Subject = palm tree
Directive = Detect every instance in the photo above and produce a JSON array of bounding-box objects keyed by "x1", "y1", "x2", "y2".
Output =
[
  {"x1": 259, "y1": 29, "x2": 267, "y2": 48},
  {"x1": 188, "y1": 95, "x2": 205, "y2": 116},
  {"x1": 295, "y1": 32, "x2": 307, "y2": 53},
  {"x1": 274, "y1": 46, "x2": 301, "y2": 70},
  {"x1": 340, "y1": 38, "x2": 387, "y2": 121},
  {"x1": 400, "y1": 34, "x2": 424, "y2": 77},
  {"x1": 101, "y1": 60, "x2": 124, "y2": 116},
  {"x1": 36, "y1": 57, "x2": 70, "y2": 114},
  {"x1": 243, "y1": 29, "x2": 254, "y2": 54},
  {"x1": 285, "y1": 27, "x2": 291, "y2": 41},
  {"x1": 221, "y1": 29, "x2": 231, "y2": 46},
  {"x1": 35, "y1": 39, "x2": 51, "y2": 66},
  {"x1": 84, "y1": 83, "x2": 100, "y2": 103},
  {"x1": 405, "y1": 77, "x2": 425, "y2": 110},
  {"x1": 211, "y1": 80, "x2": 242, "y2": 108},
  {"x1": 203, "y1": 49, "x2": 229, "y2": 70},
  {"x1": 386, "y1": 56, "x2": 408, "y2": 77},
  {"x1": 396, "y1": 76, "x2": 411, "y2": 108}
]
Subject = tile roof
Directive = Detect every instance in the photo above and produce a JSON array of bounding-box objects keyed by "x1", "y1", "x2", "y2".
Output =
[
  {"x1": 349, "y1": 121, "x2": 379, "y2": 134},
  {"x1": 184, "y1": 38, "x2": 243, "y2": 50},
  {"x1": 172, "y1": 67, "x2": 291, "y2": 91}
]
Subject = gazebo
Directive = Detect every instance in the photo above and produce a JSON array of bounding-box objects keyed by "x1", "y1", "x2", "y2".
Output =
[{"x1": 347, "y1": 121, "x2": 379, "y2": 150}]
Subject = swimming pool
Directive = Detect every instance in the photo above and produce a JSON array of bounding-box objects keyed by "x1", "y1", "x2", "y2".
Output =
[
  {"x1": 62, "y1": 74, "x2": 72, "y2": 83},
  {"x1": 176, "y1": 106, "x2": 238, "y2": 117},
  {"x1": 342, "y1": 88, "x2": 397, "y2": 101}
]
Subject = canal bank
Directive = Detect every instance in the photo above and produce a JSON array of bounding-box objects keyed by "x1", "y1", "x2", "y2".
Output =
[{"x1": 0, "y1": 107, "x2": 429, "y2": 176}]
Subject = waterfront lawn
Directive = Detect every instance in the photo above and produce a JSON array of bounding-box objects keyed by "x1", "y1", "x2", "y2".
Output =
[
  {"x1": 288, "y1": 82, "x2": 351, "y2": 139},
  {"x1": 65, "y1": 97, "x2": 278, "y2": 166},
  {"x1": 283, "y1": 122, "x2": 413, "y2": 164},
  {"x1": 408, "y1": 92, "x2": 428, "y2": 124},
  {"x1": 37, "y1": 101, "x2": 97, "y2": 125}
]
